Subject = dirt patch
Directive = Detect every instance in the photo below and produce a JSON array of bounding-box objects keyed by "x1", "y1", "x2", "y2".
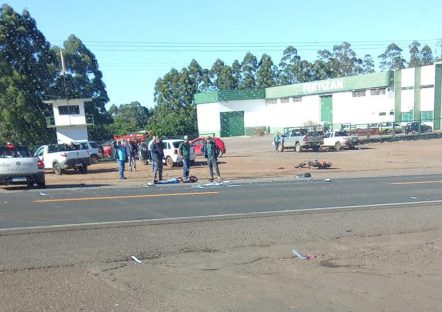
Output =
[{"x1": 43, "y1": 136, "x2": 442, "y2": 187}]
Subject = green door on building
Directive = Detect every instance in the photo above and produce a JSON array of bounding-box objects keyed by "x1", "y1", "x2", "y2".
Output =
[
  {"x1": 220, "y1": 111, "x2": 245, "y2": 137},
  {"x1": 320, "y1": 95, "x2": 333, "y2": 124}
]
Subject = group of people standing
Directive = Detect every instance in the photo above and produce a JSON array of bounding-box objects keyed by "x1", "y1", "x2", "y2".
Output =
[{"x1": 114, "y1": 135, "x2": 221, "y2": 184}]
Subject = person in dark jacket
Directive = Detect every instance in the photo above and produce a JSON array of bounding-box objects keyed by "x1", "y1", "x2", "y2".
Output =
[
  {"x1": 202, "y1": 136, "x2": 221, "y2": 182},
  {"x1": 128, "y1": 141, "x2": 138, "y2": 171},
  {"x1": 150, "y1": 137, "x2": 164, "y2": 184},
  {"x1": 178, "y1": 135, "x2": 191, "y2": 181}
]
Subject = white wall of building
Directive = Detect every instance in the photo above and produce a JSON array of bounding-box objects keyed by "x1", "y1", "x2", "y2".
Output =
[
  {"x1": 219, "y1": 99, "x2": 267, "y2": 127},
  {"x1": 421, "y1": 65, "x2": 435, "y2": 86},
  {"x1": 197, "y1": 99, "x2": 267, "y2": 135},
  {"x1": 334, "y1": 92, "x2": 372, "y2": 124},
  {"x1": 401, "y1": 90, "x2": 415, "y2": 112},
  {"x1": 52, "y1": 99, "x2": 88, "y2": 127},
  {"x1": 266, "y1": 96, "x2": 320, "y2": 128},
  {"x1": 421, "y1": 88, "x2": 435, "y2": 111},
  {"x1": 401, "y1": 67, "x2": 415, "y2": 87},
  {"x1": 56, "y1": 126, "x2": 88, "y2": 144},
  {"x1": 197, "y1": 102, "x2": 220, "y2": 135},
  {"x1": 420, "y1": 65, "x2": 435, "y2": 112}
]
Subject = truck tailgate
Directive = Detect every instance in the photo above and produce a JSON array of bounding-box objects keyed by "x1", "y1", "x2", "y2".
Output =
[
  {"x1": 66, "y1": 150, "x2": 89, "y2": 159},
  {"x1": 0, "y1": 158, "x2": 38, "y2": 175}
]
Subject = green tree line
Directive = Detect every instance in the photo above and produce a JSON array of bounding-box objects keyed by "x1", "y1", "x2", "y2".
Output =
[
  {"x1": 1, "y1": 4, "x2": 440, "y2": 144},
  {"x1": 153, "y1": 41, "x2": 438, "y2": 136}
]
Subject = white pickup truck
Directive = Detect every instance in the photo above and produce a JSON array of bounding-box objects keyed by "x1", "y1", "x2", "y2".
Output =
[
  {"x1": 0, "y1": 145, "x2": 45, "y2": 188},
  {"x1": 322, "y1": 130, "x2": 358, "y2": 150},
  {"x1": 34, "y1": 143, "x2": 90, "y2": 175},
  {"x1": 72, "y1": 140, "x2": 103, "y2": 164}
]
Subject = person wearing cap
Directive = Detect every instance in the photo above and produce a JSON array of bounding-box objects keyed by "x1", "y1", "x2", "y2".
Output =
[
  {"x1": 150, "y1": 136, "x2": 164, "y2": 184},
  {"x1": 202, "y1": 136, "x2": 221, "y2": 182},
  {"x1": 178, "y1": 135, "x2": 191, "y2": 181}
]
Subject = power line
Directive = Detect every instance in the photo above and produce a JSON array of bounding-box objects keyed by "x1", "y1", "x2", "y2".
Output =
[{"x1": 52, "y1": 38, "x2": 439, "y2": 49}]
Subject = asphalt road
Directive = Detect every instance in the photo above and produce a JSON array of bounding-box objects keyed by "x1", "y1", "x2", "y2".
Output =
[{"x1": 1, "y1": 174, "x2": 442, "y2": 230}]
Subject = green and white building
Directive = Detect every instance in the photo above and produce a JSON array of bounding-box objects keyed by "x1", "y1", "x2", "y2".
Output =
[{"x1": 194, "y1": 63, "x2": 442, "y2": 137}]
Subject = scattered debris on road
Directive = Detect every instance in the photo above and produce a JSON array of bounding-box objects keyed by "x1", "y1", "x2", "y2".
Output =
[
  {"x1": 324, "y1": 178, "x2": 332, "y2": 182},
  {"x1": 131, "y1": 256, "x2": 142, "y2": 264},
  {"x1": 295, "y1": 160, "x2": 332, "y2": 169},
  {"x1": 291, "y1": 248, "x2": 316, "y2": 260},
  {"x1": 191, "y1": 180, "x2": 237, "y2": 189},
  {"x1": 296, "y1": 173, "x2": 312, "y2": 179}
]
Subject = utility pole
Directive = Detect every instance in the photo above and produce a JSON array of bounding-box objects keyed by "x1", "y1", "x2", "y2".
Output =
[{"x1": 60, "y1": 48, "x2": 72, "y2": 126}]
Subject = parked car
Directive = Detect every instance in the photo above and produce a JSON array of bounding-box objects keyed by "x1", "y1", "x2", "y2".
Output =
[
  {"x1": 34, "y1": 143, "x2": 90, "y2": 175},
  {"x1": 190, "y1": 137, "x2": 226, "y2": 157},
  {"x1": 322, "y1": 130, "x2": 358, "y2": 150},
  {"x1": 0, "y1": 144, "x2": 45, "y2": 188},
  {"x1": 162, "y1": 139, "x2": 196, "y2": 167},
  {"x1": 279, "y1": 128, "x2": 322, "y2": 152},
  {"x1": 72, "y1": 140, "x2": 103, "y2": 164},
  {"x1": 404, "y1": 122, "x2": 432, "y2": 134},
  {"x1": 378, "y1": 122, "x2": 403, "y2": 134}
]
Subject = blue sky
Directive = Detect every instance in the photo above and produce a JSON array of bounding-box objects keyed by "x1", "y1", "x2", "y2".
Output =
[{"x1": 4, "y1": 0, "x2": 442, "y2": 109}]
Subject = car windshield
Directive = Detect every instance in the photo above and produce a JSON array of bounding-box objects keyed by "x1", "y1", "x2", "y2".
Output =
[
  {"x1": 0, "y1": 147, "x2": 31, "y2": 158},
  {"x1": 172, "y1": 141, "x2": 182, "y2": 148}
]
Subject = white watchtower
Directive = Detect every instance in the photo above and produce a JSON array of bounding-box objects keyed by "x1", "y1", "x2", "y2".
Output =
[{"x1": 44, "y1": 98, "x2": 94, "y2": 144}]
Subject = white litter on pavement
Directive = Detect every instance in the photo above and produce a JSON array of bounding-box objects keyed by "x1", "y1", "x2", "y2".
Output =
[
  {"x1": 39, "y1": 192, "x2": 47, "y2": 196},
  {"x1": 291, "y1": 248, "x2": 307, "y2": 260},
  {"x1": 192, "y1": 181, "x2": 235, "y2": 188},
  {"x1": 131, "y1": 256, "x2": 142, "y2": 264}
]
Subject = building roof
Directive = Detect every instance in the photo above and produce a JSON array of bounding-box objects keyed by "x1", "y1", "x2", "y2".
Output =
[
  {"x1": 194, "y1": 89, "x2": 265, "y2": 104},
  {"x1": 194, "y1": 71, "x2": 394, "y2": 104},
  {"x1": 266, "y1": 71, "x2": 394, "y2": 99}
]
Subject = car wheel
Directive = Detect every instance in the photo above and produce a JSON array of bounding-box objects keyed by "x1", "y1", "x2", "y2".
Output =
[
  {"x1": 312, "y1": 145, "x2": 320, "y2": 152},
  {"x1": 166, "y1": 156, "x2": 174, "y2": 168},
  {"x1": 90, "y1": 154, "x2": 99, "y2": 164},
  {"x1": 295, "y1": 142, "x2": 302, "y2": 153},
  {"x1": 53, "y1": 163, "x2": 62, "y2": 175},
  {"x1": 27, "y1": 181, "x2": 35, "y2": 188},
  {"x1": 335, "y1": 142, "x2": 342, "y2": 151}
]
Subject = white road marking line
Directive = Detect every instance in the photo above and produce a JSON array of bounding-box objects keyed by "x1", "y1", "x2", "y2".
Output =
[
  {"x1": 391, "y1": 180, "x2": 442, "y2": 185},
  {"x1": 2, "y1": 199, "x2": 442, "y2": 233}
]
